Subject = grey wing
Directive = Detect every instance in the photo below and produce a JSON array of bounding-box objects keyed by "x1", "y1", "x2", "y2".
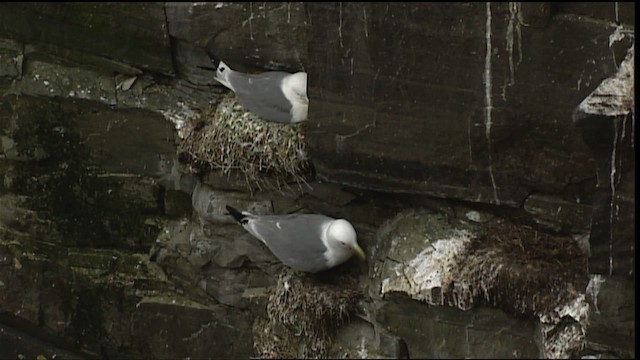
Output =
[
  {"x1": 247, "y1": 214, "x2": 332, "y2": 272},
  {"x1": 227, "y1": 72, "x2": 293, "y2": 123}
]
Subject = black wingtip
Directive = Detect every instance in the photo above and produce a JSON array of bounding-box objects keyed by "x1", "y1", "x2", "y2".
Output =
[
  {"x1": 206, "y1": 51, "x2": 222, "y2": 69},
  {"x1": 225, "y1": 205, "x2": 246, "y2": 223}
]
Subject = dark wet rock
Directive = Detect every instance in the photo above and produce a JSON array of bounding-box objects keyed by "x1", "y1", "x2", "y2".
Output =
[
  {"x1": 1, "y1": 135, "x2": 49, "y2": 161},
  {"x1": 329, "y1": 316, "x2": 410, "y2": 359},
  {"x1": 191, "y1": 181, "x2": 273, "y2": 224},
  {"x1": 303, "y1": 181, "x2": 359, "y2": 207},
  {"x1": 0, "y1": 194, "x2": 54, "y2": 236},
  {"x1": 582, "y1": 275, "x2": 635, "y2": 358},
  {"x1": 519, "y1": 3, "x2": 551, "y2": 28},
  {"x1": 170, "y1": 38, "x2": 219, "y2": 87},
  {"x1": 150, "y1": 219, "x2": 199, "y2": 277},
  {"x1": 208, "y1": 232, "x2": 253, "y2": 269},
  {"x1": 25, "y1": 41, "x2": 144, "y2": 76},
  {"x1": 69, "y1": 104, "x2": 178, "y2": 178},
  {"x1": 156, "y1": 155, "x2": 198, "y2": 194},
  {"x1": 1, "y1": 97, "x2": 164, "y2": 249},
  {"x1": 199, "y1": 266, "x2": 274, "y2": 309},
  {"x1": 0, "y1": 38, "x2": 22, "y2": 78},
  {"x1": 0, "y1": 2, "x2": 173, "y2": 75},
  {"x1": 114, "y1": 72, "x2": 215, "y2": 114},
  {"x1": 151, "y1": 217, "x2": 278, "y2": 308},
  {"x1": 163, "y1": 189, "x2": 194, "y2": 218},
  {"x1": 329, "y1": 316, "x2": 378, "y2": 358},
  {"x1": 131, "y1": 297, "x2": 253, "y2": 359},
  {"x1": 0, "y1": 3, "x2": 635, "y2": 359},
  {"x1": 199, "y1": 169, "x2": 260, "y2": 192},
  {"x1": 0, "y1": 37, "x2": 213, "y2": 125},
  {"x1": 166, "y1": 2, "x2": 308, "y2": 73},
  {"x1": 101, "y1": 177, "x2": 162, "y2": 214},
  {"x1": 573, "y1": 45, "x2": 635, "y2": 277},
  {"x1": 0, "y1": 227, "x2": 177, "y2": 358},
  {"x1": 8, "y1": 57, "x2": 117, "y2": 105},
  {"x1": 0, "y1": 311, "x2": 99, "y2": 360},
  {"x1": 305, "y1": 2, "x2": 612, "y2": 208},
  {"x1": 1, "y1": 95, "x2": 178, "y2": 178},
  {"x1": 523, "y1": 193, "x2": 592, "y2": 233},
  {"x1": 376, "y1": 295, "x2": 542, "y2": 358},
  {"x1": 554, "y1": 3, "x2": 635, "y2": 25}
]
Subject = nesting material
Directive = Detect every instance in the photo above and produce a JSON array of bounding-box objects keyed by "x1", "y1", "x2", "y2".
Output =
[
  {"x1": 177, "y1": 93, "x2": 310, "y2": 190},
  {"x1": 380, "y1": 215, "x2": 589, "y2": 358},
  {"x1": 253, "y1": 268, "x2": 361, "y2": 358}
]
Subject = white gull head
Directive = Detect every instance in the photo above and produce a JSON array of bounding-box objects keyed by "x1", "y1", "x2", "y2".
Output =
[{"x1": 322, "y1": 219, "x2": 365, "y2": 268}]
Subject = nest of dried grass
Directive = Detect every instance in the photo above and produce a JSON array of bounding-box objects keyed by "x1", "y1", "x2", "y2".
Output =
[
  {"x1": 446, "y1": 219, "x2": 589, "y2": 317},
  {"x1": 177, "y1": 93, "x2": 311, "y2": 191},
  {"x1": 253, "y1": 268, "x2": 361, "y2": 358}
]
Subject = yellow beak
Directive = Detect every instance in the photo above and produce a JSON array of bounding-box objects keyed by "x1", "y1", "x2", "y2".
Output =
[{"x1": 352, "y1": 245, "x2": 366, "y2": 260}]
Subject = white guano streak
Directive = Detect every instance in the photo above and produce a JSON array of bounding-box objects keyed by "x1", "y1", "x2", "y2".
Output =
[{"x1": 485, "y1": 2, "x2": 500, "y2": 204}]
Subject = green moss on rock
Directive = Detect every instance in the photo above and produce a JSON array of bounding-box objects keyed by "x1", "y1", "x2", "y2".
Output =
[
  {"x1": 7, "y1": 98, "x2": 162, "y2": 249},
  {"x1": 9, "y1": 99, "x2": 112, "y2": 246}
]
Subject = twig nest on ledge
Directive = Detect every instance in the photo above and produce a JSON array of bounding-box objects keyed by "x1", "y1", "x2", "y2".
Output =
[
  {"x1": 376, "y1": 210, "x2": 590, "y2": 358},
  {"x1": 253, "y1": 268, "x2": 361, "y2": 358},
  {"x1": 177, "y1": 93, "x2": 311, "y2": 190}
]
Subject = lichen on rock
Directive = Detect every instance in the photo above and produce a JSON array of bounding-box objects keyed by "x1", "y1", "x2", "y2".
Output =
[{"x1": 575, "y1": 43, "x2": 634, "y2": 119}]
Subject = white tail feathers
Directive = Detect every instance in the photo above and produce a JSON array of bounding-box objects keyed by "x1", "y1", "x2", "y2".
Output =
[
  {"x1": 214, "y1": 60, "x2": 234, "y2": 90},
  {"x1": 281, "y1": 72, "x2": 309, "y2": 123}
]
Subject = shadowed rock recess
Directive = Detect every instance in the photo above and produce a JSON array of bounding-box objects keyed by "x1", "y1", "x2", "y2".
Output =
[{"x1": 0, "y1": 2, "x2": 634, "y2": 359}]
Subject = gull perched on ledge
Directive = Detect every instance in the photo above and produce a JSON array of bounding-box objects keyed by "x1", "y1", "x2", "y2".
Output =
[
  {"x1": 203, "y1": 54, "x2": 308, "y2": 124},
  {"x1": 226, "y1": 205, "x2": 365, "y2": 273}
]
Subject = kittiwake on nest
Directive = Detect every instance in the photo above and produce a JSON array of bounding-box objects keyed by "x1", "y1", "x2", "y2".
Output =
[
  {"x1": 226, "y1": 205, "x2": 365, "y2": 273},
  {"x1": 176, "y1": 93, "x2": 311, "y2": 191},
  {"x1": 203, "y1": 55, "x2": 308, "y2": 124}
]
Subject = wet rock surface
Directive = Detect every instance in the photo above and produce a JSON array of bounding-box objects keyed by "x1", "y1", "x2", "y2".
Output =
[
  {"x1": 0, "y1": 3, "x2": 174, "y2": 75},
  {"x1": 131, "y1": 297, "x2": 253, "y2": 359},
  {"x1": 574, "y1": 45, "x2": 635, "y2": 277},
  {"x1": 305, "y1": 3, "x2": 608, "y2": 208},
  {"x1": 374, "y1": 296, "x2": 543, "y2": 358},
  {"x1": 0, "y1": 2, "x2": 635, "y2": 359},
  {"x1": 584, "y1": 275, "x2": 635, "y2": 358}
]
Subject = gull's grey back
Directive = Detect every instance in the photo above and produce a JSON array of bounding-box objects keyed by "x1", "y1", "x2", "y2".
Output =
[
  {"x1": 246, "y1": 214, "x2": 333, "y2": 273},
  {"x1": 227, "y1": 71, "x2": 294, "y2": 123}
]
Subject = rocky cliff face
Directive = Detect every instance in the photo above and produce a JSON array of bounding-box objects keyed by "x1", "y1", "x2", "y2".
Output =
[{"x1": 0, "y1": 2, "x2": 634, "y2": 359}]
